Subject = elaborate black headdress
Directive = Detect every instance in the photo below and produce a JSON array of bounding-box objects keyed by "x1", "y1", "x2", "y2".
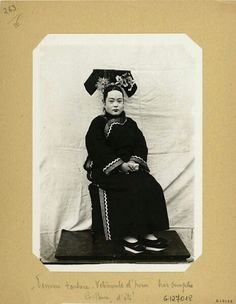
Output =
[{"x1": 84, "y1": 69, "x2": 137, "y2": 97}]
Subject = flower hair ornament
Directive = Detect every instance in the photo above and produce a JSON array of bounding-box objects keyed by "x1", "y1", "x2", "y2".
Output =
[{"x1": 84, "y1": 69, "x2": 137, "y2": 97}]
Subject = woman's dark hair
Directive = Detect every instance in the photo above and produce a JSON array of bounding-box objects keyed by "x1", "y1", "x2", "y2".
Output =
[{"x1": 103, "y1": 84, "x2": 124, "y2": 102}]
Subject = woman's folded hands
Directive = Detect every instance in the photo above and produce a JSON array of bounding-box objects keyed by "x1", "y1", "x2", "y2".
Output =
[{"x1": 120, "y1": 161, "x2": 139, "y2": 173}]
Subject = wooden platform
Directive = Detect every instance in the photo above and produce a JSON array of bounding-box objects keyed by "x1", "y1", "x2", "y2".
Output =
[{"x1": 45, "y1": 230, "x2": 191, "y2": 264}]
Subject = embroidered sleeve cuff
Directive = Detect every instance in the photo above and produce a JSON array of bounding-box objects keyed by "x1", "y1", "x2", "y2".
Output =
[
  {"x1": 103, "y1": 158, "x2": 124, "y2": 175},
  {"x1": 130, "y1": 155, "x2": 150, "y2": 172}
]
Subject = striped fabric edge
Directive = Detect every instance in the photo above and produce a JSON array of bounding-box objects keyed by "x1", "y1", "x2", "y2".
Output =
[
  {"x1": 103, "y1": 158, "x2": 124, "y2": 175},
  {"x1": 98, "y1": 188, "x2": 112, "y2": 240},
  {"x1": 105, "y1": 119, "x2": 127, "y2": 139}
]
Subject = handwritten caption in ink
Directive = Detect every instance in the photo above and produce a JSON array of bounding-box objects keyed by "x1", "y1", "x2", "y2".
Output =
[
  {"x1": 2, "y1": 4, "x2": 23, "y2": 28},
  {"x1": 32, "y1": 275, "x2": 150, "y2": 303},
  {"x1": 31, "y1": 275, "x2": 195, "y2": 303},
  {"x1": 158, "y1": 279, "x2": 193, "y2": 303}
]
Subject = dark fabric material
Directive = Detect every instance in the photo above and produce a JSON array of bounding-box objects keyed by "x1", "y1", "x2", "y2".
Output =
[
  {"x1": 84, "y1": 69, "x2": 137, "y2": 97},
  {"x1": 89, "y1": 184, "x2": 104, "y2": 234},
  {"x1": 85, "y1": 111, "x2": 149, "y2": 177},
  {"x1": 84, "y1": 111, "x2": 169, "y2": 240}
]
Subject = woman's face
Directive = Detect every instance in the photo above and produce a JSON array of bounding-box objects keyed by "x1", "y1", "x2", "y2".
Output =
[{"x1": 104, "y1": 90, "x2": 124, "y2": 116}]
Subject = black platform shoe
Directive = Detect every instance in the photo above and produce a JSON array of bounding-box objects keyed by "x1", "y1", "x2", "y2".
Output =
[
  {"x1": 123, "y1": 240, "x2": 146, "y2": 254},
  {"x1": 140, "y1": 237, "x2": 167, "y2": 251}
]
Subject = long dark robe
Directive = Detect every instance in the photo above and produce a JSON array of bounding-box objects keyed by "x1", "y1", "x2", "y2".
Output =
[{"x1": 84, "y1": 111, "x2": 169, "y2": 240}]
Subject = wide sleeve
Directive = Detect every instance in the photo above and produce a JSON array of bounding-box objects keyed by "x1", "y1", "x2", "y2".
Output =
[
  {"x1": 130, "y1": 122, "x2": 150, "y2": 172},
  {"x1": 85, "y1": 117, "x2": 124, "y2": 175}
]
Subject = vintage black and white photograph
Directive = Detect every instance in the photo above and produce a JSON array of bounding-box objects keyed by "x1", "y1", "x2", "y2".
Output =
[{"x1": 33, "y1": 34, "x2": 202, "y2": 271}]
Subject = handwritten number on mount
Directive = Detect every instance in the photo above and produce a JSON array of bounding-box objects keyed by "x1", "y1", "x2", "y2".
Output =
[
  {"x1": 8, "y1": 14, "x2": 22, "y2": 28},
  {"x1": 2, "y1": 4, "x2": 22, "y2": 28},
  {"x1": 2, "y1": 5, "x2": 16, "y2": 15},
  {"x1": 163, "y1": 294, "x2": 193, "y2": 302}
]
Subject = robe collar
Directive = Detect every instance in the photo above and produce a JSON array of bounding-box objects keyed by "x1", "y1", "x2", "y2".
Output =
[{"x1": 103, "y1": 111, "x2": 127, "y2": 138}]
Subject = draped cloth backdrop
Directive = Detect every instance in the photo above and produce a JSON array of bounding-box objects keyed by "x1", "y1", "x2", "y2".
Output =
[{"x1": 33, "y1": 34, "x2": 202, "y2": 260}]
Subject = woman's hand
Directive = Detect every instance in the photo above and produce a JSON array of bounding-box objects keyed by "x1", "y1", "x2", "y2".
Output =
[
  {"x1": 120, "y1": 162, "x2": 132, "y2": 173},
  {"x1": 120, "y1": 161, "x2": 139, "y2": 173},
  {"x1": 127, "y1": 161, "x2": 139, "y2": 172}
]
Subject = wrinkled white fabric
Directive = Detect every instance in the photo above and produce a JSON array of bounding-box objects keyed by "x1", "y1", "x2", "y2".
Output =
[{"x1": 34, "y1": 35, "x2": 200, "y2": 259}]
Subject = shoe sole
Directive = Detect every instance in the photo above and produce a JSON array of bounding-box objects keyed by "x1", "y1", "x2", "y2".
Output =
[
  {"x1": 124, "y1": 246, "x2": 145, "y2": 254},
  {"x1": 145, "y1": 246, "x2": 166, "y2": 252}
]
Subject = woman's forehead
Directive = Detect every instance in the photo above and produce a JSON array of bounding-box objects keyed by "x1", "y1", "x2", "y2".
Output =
[{"x1": 107, "y1": 90, "x2": 123, "y2": 99}]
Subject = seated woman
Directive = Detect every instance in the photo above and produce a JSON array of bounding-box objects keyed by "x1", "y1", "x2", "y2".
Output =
[{"x1": 84, "y1": 84, "x2": 169, "y2": 254}]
